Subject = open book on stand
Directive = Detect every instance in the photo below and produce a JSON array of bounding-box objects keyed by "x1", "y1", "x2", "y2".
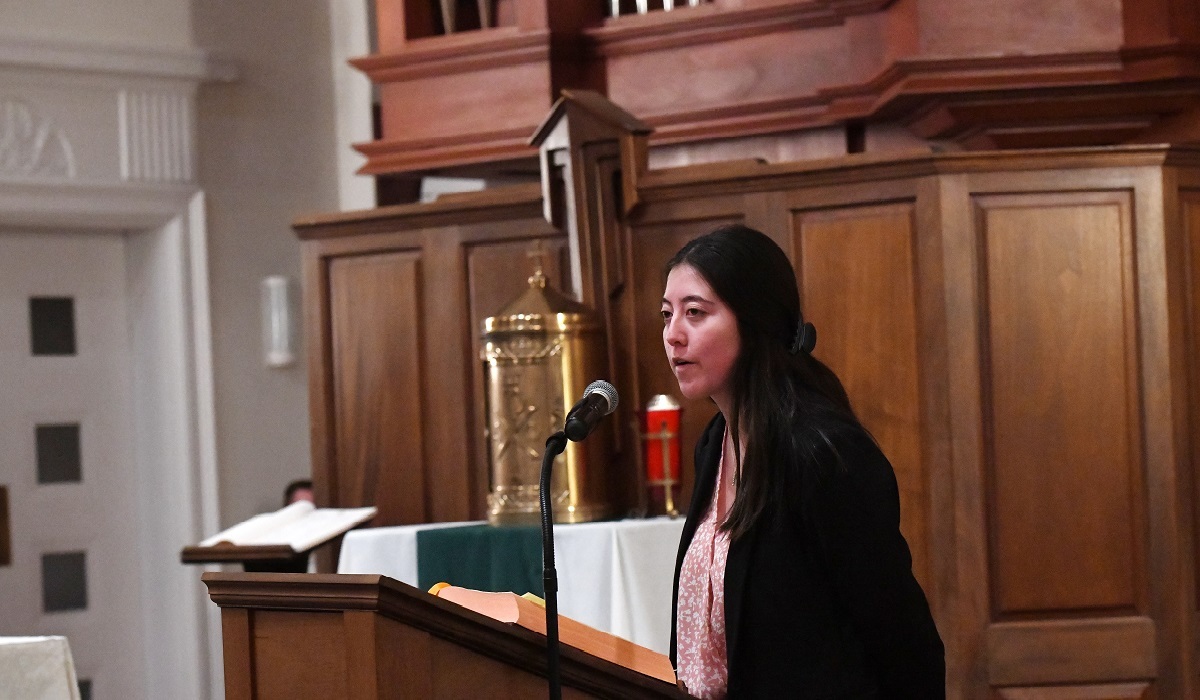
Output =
[
  {"x1": 180, "y1": 501, "x2": 376, "y2": 564},
  {"x1": 434, "y1": 585, "x2": 677, "y2": 685}
]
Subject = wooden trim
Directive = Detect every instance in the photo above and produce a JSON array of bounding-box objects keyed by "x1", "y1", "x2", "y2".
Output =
[
  {"x1": 638, "y1": 51, "x2": 1158, "y2": 144},
  {"x1": 324, "y1": 145, "x2": 1200, "y2": 237},
  {"x1": 352, "y1": 129, "x2": 537, "y2": 176},
  {"x1": 1120, "y1": 41, "x2": 1200, "y2": 81},
  {"x1": 588, "y1": 0, "x2": 895, "y2": 57},
  {"x1": 912, "y1": 173, "x2": 961, "y2": 692},
  {"x1": 356, "y1": 5, "x2": 1200, "y2": 175},
  {"x1": 634, "y1": 145, "x2": 1200, "y2": 204},
  {"x1": 637, "y1": 47, "x2": 1200, "y2": 149},
  {"x1": 293, "y1": 183, "x2": 544, "y2": 239},
  {"x1": 343, "y1": 611, "x2": 380, "y2": 698},
  {"x1": 351, "y1": 28, "x2": 550, "y2": 82},
  {"x1": 936, "y1": 170, "x2": 992, "y2": 695},
  {"x1": 1179, "y1": 187, "x2": 1200, "y2": 623},
  {"x1": 181, "y1": 544, "x2": 296, "y2": 564},
  {"x1": 202, "y1": 573, "x2": 685, "y2": 698},
  {"x1": 972, "y1": 187, "x2": 1146, "y2": 620},
  {"x1": 303, "y1": 242, "x2": 338, "y2": 572},
  {"x1": 1135, "y1": 161, "x2": 1197, "y2": 699},
  {"x1": 994, "y1": 682, "x2": 1151, "y2": 699},
  {"x1": 987, "y1": 617, "x2": 1157, "y2": 686},
  {"x1": 220, "y1": 608, "x2": 255, "y2": 700}
]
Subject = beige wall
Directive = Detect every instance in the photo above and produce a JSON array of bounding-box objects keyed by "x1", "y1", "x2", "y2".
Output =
[
  {"x1": 0, "y1": 0, "x2": 193, "y2": 50},
  {"x1": 1, "y1": 0, "x2": 352, "y2": 530},
  {"x1": 191, "y1": 0, "x2": 342, "y2": 525}
]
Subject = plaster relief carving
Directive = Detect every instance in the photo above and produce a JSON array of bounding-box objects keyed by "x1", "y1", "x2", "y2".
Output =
[
  {"x1": 120, "y1": 90, "x2": 194, "y2": 183},
  {"x1": 0, "y1": 98, "x2": 76, "y2": 179}
]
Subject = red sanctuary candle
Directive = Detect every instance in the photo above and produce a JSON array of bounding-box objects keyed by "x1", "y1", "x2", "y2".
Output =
[{"x1": 643, "y1": 394, "x2": 681, "y2": 482}]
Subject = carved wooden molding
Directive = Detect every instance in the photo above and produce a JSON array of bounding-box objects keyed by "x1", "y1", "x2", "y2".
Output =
[
  {"x1": 588, "y1": 0, "x2": 895, "y2": 56},
  {"x1": 637, "y1": 47, "x2": 1200, "y2": 149},
  {"x1": 351, "y1": 28, "x2": 550, "y2": 82},
  {"x1": 358, "y1": 2, "x2": 1200, "y2": 174},
  {"x1": 293, "y1": 182, "x2": 544, "y2": 238},
  {"x1": 354, "y1": 126, "x2": 536, "y2": 174},
  {"x1": 632, "y1": 144, "x2": 1200, "y2": 202}
]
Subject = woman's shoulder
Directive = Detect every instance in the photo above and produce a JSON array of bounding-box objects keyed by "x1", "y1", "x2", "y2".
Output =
[
  {"x1": 789, "y1": 392, "x2": 870, "y2": 441},
  {"x1": 789, "y1": 405, "x2": 888, "y2": 480}
]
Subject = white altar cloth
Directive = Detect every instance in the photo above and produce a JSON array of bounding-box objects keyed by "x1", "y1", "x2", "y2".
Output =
[
  {"x1": 0, "y1": 636, "x2": 81, "y2": 700},
  {"x1": 338, "y1": 517, "x2": 686, "y2": 655}
]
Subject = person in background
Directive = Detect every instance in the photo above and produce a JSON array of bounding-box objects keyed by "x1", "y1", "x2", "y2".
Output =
[
  {"x1": 662, "y1": 225, "x2": 944, "y2": 699},
  {"x1": 284, "y1": 478, "x2": 314, "y2": 507},
  {"x1": 243, "y1": 478, "x2": 315, "y2": 574}
]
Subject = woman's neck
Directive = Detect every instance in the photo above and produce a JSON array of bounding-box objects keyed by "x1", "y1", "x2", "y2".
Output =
[{"x1": 719, "y1": 424, "x2": 744, "y2": 515}]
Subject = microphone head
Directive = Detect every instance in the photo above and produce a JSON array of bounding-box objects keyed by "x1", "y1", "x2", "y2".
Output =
[{"x1": 584, "y1": 380, "x2": 619, "y2": 415}]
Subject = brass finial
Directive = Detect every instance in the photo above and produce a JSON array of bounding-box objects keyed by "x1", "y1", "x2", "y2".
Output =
[{"x1": 527, "y1": 242, "x2": 550, "y2": 288}]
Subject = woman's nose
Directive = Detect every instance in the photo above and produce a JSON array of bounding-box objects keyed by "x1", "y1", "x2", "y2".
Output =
[{"x1": 664, "y1": 318, "x2": 684, "y2": 346}]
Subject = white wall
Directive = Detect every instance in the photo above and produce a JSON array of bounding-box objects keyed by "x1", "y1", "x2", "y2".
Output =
[
  {"x1": 0, "y1": 0, "x2": 362, "y2": 538},
  {"x1": 0, "y1": 1, "x2": 193, "y2": 51},
  {"x1": 0, "y1": 1, "x2": 369, "y2": 697},
  {"x1": 190, "y1": 0, "x2": 346, "y2": 524}
]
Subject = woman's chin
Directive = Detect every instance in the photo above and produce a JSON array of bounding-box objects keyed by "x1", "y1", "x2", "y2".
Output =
[{"x1": 675, "y1": 383, "x2": 709, "y2": 402}]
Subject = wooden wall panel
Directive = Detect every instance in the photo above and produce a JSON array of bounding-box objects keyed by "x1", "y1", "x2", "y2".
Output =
[
  {"x1": 377, "y1": 65, "x2": 552, "y2": 147},
  {"x1": 986, "y1": 616, "x2": 1156, "y2": 688},
  {"x1": 358, "y1": 612, "x2": 435, "y2": 697},
  {"x1": 975, "y1": 192, "x2": 1144, "y2": 618},
  {"x1": 628, "y1": 215, "x2": 742, "y2": 506},
  {"x1": 252, "y1": 611, "x2": 349, "y2": 699},
  {"x1": 791, "y1": 202, "x2": 929, "y2": 584},
  {"x1": 301, "y1": 199, "x2": 566, "y2": 531},
  {"x1": 1183, "y1": 190, "x2": 1200, "y2": 613},
  {"x1": 993, "y1": 681, "x2": 1150, "y2": 700},
  {"x1": 419, "y1": 232, "x2": 475, "y2": 522},
  {"x1": 329, "y1": 251, "x2": 428, "y2": 524},
  {"x1": 300, "y1": 146, "x2": 1200, "y2": 697}
]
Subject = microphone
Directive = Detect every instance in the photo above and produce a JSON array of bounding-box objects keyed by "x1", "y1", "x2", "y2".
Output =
[{"x1": 563, "y1": 380, "x2": 619, "y2": 442}]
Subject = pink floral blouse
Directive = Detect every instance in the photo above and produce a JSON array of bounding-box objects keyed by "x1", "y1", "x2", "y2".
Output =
[{"x1": 676, "y1": 444, "x2": 732, "y2": 700}]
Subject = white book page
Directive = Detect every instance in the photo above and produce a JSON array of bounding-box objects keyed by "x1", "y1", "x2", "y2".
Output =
[
  {"x1": 198, "y1": 501, "x2": 315, "y2": 547},
  {"x1": 259, "y1": 506, "x2": 377, "y2": 552}
]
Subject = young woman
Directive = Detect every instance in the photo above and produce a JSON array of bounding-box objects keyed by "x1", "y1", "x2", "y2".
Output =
[{"x1": 662, "y1": 225, "x2": 944, "y2": 699}]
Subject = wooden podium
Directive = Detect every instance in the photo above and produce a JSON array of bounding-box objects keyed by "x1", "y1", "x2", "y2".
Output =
[{"x1": 203, "y1": 573, "x2": 689, "y2": 699}]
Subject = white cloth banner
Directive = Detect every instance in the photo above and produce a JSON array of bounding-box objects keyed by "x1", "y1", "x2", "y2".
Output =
[
  {"x1": 0, "y1": 636, "x2": 81, "y2": 700},
  {"x1": 339, "y1": 518, "x2": 686, "y2": 655}
]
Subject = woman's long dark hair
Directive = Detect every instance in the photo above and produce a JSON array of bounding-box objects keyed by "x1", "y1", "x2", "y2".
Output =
[{"x1": 667, "y1": 224, "x2": 866, "y2": 538}]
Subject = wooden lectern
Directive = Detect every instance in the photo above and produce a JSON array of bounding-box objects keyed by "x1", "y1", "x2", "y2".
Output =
[{"x1": 203, "y1": 573, "x2": 689, "y2": 699}]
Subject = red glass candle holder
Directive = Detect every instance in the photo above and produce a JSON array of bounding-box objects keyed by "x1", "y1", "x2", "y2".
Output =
[{"x1": 642, "y1": 394, "x2": 681, "y2": 517}]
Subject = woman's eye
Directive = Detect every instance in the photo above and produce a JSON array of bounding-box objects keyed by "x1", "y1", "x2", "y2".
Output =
[
  {"x1": 685, "y1": 307, "x2": 702, "y2": 318},
  {"x1": 661, "y1": 310, "x2": 671, "y2": 322}
]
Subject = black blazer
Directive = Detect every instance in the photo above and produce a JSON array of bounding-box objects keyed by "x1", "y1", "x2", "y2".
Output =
[{"x1": 670, "y1": 413, "x2": 945, "y2": 699}]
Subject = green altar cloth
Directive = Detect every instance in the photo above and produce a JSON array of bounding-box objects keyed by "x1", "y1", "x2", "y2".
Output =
[{"x1": 416, "y1": 523, "x2": 544, "y2": 596}]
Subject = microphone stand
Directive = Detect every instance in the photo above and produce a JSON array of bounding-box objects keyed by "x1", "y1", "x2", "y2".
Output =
[{"x1": 539, "y1": 431, "x2": 568, "y2": 700}]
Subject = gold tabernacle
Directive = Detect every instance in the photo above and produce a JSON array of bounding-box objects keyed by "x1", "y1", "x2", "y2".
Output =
[{"x1": 482, "y1": 268, "x2": 611, "y2": 525}]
